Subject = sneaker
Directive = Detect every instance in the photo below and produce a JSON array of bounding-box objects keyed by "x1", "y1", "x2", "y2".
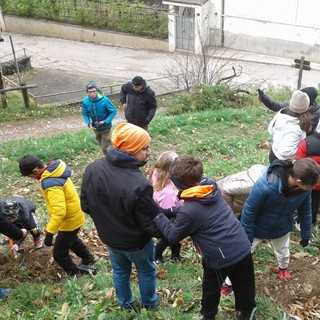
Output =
[
  {"x1": 279, "y1": 268, "x2": 291, "y2": 279},
  {"x1": 1, "y1": 237, "x2": 9, "y2": 245},
  {"x1": 0, "y1": 289, "x2": 11, "y2": 299},
  {"x1": 80, "y1": 255, "x2": 95, "y2": 266},
  {"x1": 77, "y1": 263, "x2": 97, "y2": 276},
  {"x1": 154, "y1": 257, "x2": 165, "y2": 265},
  {"x1": 220, "y1": 283, "x2": 233, "y2": 296},
  {"x1": 34, "y1": 238, "x2": 44, "y2": 250},
  {"x1": 142, "y1": 298, "x2": 160, "y2": 310}
]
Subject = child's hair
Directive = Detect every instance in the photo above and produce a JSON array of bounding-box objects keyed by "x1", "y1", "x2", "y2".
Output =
[
  {"x1": 19, "y1": 155, "x2": 44, "y2": 176},
  {"x1": 149, "y1": 151, "x2": 178, "y2": 191},
  {"x1": 286, "y1": 109, "x2": 313, "y2": 135},
  {"x1": 287, "y1": 158, "x2": 320, "y2": 186},
  {"x1": 170, "y1": 155, "x2": 203, "y2": 189}
]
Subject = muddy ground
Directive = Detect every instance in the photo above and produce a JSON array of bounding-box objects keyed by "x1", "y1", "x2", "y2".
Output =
[{"x1": 0, "y1": 230, "x2": 319, "y2": 319}]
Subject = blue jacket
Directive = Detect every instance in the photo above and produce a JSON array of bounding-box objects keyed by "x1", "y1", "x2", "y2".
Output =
[
  {"x1": 241, "y1": 165, "x2": 312, "y2": 242},
  {"x1": 82, "y1": 89, "x2": 117, "y2": 132},
  {"x1": 154, "y1": 178, "x2": 251, "y2": 269}
]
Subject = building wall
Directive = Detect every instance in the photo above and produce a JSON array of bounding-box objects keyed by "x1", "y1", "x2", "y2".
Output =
[
  {"x1": 1, "y1": 14, "x2": 168, "y2": 52},
  {"x1": 213, "y1": 0, "x2": 320, "y2": 63}
]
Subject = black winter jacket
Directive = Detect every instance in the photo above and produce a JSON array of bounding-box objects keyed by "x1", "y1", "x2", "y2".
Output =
[
  {"x1": 120, "y1": 81, "x2": 157, "y2": 126},
  {"x1": 154, "y1": 179, "x2": 251, "y2": 269},
  {"x1": 81, "y1": 147, "x2": 160, "y2": 251},
  {"x1": 0, "y1": 197, "x2": 38, "y2": 245},
  {"x1": 0, "y1": 215, "x2": 23, "y2": 240}
]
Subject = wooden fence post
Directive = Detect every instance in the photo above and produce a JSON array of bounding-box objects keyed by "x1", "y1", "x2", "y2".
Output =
[
  {"x1": 0, "y1": 71, "x2": 8, "y2": 108},
  {"x1": 20, "y1": 81, "x2": 30, "y2": 108}
]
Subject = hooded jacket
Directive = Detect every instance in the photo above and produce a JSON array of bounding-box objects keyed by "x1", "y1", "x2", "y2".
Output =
[
  {"x1": 241, "y1": 160, "x2": 312, "y2": 243},
  {"x1": 82, "y1": 89, "x2": 117, "y2": 132},
  {"x1": 217, "y1": 164, "x2": 266, "y2": 217},
  {"x1": 81, "y1": 147, "x2": 160, "y2": 251},
  {"x1": 39, "y1": 160, "x2": 85, "y2": 234},
  {"x1": 120, "y1": 80, "x2": 157, "y2": 126},
  {"x1": 153, "y1": 178, "x2": 251, "y2": 269},
  {"x1": 0, "y1": 197, "x2": 37, "y2": 244},
  {"x1": 268, "y1": 109, "x2": 306, "y2": 160}
]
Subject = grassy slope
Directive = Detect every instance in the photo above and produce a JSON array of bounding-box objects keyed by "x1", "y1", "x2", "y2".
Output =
[{"x1": 0, "y1": 87, "x2": 318, "y2": 319}]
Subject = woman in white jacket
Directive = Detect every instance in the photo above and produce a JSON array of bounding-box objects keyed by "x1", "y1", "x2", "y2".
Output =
[{"x1": 268, "y1": 90, "x2": 313, "y2": 163}]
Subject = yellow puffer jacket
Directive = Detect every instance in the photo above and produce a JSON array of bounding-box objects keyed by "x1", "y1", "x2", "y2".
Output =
[{"x1": 39, "y1": 160, "x2": 85, "y2": 234}]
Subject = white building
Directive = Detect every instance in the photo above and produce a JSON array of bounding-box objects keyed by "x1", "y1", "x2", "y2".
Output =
[{"x1": 164, "y1": 0, "x2": 320, "y2": 63}]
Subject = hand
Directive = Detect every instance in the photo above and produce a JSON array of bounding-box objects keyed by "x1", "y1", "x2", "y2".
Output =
[
  {"x1": 44, "y1": 232, "x2": 54, "y2": 246},
  {"x1": 162, "y1": 207, "x2": 177, "y2": 218},
  {"x1": 300, "y1": 239, "x2": 309, "y2": 247},
  {"x1": 98, "y1": 121, "x2": 105, "y2": 126},
  {"x1": 11, "y1": 244, "x2": 19, "y2": 254},
  {"x1": 122, "y1": 103, "x2": 127, "y2": 109}
]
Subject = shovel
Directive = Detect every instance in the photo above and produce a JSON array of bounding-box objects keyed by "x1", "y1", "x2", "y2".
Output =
[{"x1": 8, "y1": 238, "x2": 25, "y2": 264}]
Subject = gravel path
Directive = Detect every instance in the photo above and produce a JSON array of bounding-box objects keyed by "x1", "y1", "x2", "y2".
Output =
[{"x1": 0, "y1": 111, "x2": 126, "y2": 143}]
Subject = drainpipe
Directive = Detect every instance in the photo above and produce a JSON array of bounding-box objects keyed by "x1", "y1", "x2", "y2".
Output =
[{"x1": 221, "y1": 0, "x2": 225, "y2": 47}]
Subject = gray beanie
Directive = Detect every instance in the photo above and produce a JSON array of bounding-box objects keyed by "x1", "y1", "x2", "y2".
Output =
[
  {"x1": 86, "y1": 81, "x2": 97, "y2": 91},
  {"x1": 289, "y1": 90, "x2": 310, "y2": 113}
]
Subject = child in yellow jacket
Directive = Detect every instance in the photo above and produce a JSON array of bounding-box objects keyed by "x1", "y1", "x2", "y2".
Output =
[{"x1": 19, "y1": 155, "x2": 96, "y2": 277}]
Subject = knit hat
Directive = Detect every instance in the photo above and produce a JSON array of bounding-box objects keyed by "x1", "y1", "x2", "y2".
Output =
[
  {"x1": 131, "y1": 76, "x2": 144, "y2": 86},
  {"x1": 86, "y1": 81, "x2": 97, "y2": 91},
  {"x1": 301, "y1": 87, "x2": 318, "y2": 106},
  {"x1": 111, "y1": 123, "x2": 151, "y2": 154},
  {"x1": 289, "y1": 90, "x2": 310, "y2": 113}
]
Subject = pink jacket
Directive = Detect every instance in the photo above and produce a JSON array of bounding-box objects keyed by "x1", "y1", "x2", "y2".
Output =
[{"x1": 151, "y1": 169, "x2": 183, "y2": 209}]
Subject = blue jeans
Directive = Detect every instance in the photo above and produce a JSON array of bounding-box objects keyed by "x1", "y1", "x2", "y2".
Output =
[{"x1": 107, "y1": 240, "x2": 158, "y2": 308}]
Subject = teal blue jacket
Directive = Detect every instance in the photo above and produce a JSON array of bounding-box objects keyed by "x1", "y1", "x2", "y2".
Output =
[{"x1": 82, "y1": 89, "x2": 117, "y2": 132}]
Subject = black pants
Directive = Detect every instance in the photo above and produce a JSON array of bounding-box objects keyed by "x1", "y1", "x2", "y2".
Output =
[
  {"x1": 311, "y1": 189, "x2": 320, "y2": 223},
  {"x1": 155, "y1": 237, "x2": 181, "y2": 260},
  {"x1": 201, "y1": 253, "x2": 256, "y2": 320},
  {"x1": 53, "y1": 228, "x2": 93, "y2": 275}
]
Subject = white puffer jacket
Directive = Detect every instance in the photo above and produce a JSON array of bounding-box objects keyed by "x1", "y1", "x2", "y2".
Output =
[
  {"x1": 217, "y1": 164, "x2": 266, "y2": 218},
  {"x1": 268, "y1": 110, "x2": 306, "y2": 160}
]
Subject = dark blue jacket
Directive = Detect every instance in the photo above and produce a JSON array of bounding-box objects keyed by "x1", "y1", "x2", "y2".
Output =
[
  {"x1": 154, "y1": 179, "x2": 251, "y2": 269},
  {"x1": 82, "y1": 89, "x2": 117, "y2": 132},
  {"x1": 241, "y1": 165, "x2": 312, "y2": 242}
]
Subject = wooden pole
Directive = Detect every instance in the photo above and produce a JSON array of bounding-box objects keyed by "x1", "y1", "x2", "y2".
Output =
[
  {"x1": 297, "y1": 56, "x2": 304, "y2": 90},
  {"x1": 0, "y1": 70, "x2": 8, "y2": 108}
]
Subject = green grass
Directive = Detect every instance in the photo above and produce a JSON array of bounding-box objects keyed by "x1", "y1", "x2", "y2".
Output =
[{"x1": 0, "y1": 85, "x2": 319, "y2": 319}]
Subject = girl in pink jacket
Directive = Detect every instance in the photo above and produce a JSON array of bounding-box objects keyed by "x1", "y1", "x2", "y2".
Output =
[{"x1": 150, "y1": 151, "x2": 183, "y2": 264}]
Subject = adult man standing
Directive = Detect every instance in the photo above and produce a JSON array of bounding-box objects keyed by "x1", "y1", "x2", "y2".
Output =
[
  {"x1": 120, "y1": 76, "x2": 157, "y2": 130},
  {"x1": 80, "y1": 123, "x2": 160, "y2": 310},
  {"x1": 82, "y1": 81, "x2": 117, "y2": 154}
]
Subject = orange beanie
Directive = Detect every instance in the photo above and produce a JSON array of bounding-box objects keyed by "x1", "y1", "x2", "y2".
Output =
[{"x1": 111, "y1": 123, "x2": 151, "y2": 154}]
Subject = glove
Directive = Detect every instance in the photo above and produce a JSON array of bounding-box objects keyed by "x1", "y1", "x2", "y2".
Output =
[
  {"x1": 44, "y1": 232, "x2": 54, "y2": 246},
  {"x1": 257, "y1": 89, "x2": 266, "y2": 102},
  {"x1": 300, "y1": 239, "x2": 309, "y2": 247},
  {"x1": 162, "y1": 206, "x2": 177, "y2": 218}
]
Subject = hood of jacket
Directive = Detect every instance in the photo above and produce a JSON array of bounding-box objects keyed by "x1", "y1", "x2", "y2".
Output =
[
  {"x1": 107, "y1": 147, "x2": 147, "y2": 168},
  {"x1": 180, "y1": 178, "x2": 220, "y2": 204},
  {"x1": 40, "y1": 160, "x2": 71, "y2": 182}
]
